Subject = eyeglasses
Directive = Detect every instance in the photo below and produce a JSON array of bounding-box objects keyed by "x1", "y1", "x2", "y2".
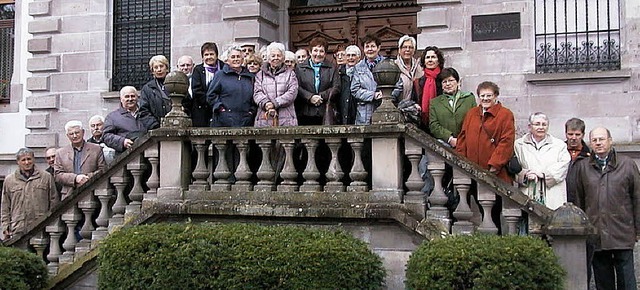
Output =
[
  {"x1": 178, "y1": 63, "x2": 193, "y2": 67},
  {"x1": 479, "y1": 94, "x2": 495, "y2": 99},
  {"x1": 442, "y1": 79, "x2": 457, "y2": 84},
  {"x1": 45, "y1": 156, "x2": 56, "y2": 160},
  {"x1": 246, "y1": 62, "x2": 259, "y2": 66}
]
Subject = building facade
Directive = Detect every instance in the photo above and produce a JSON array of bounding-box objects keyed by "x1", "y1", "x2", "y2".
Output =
[{"x1": 1, "y1": 0, "x2": 639, "y2": 177}]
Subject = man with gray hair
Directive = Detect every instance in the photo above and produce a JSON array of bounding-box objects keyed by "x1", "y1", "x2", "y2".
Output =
[
  {"x1": 570, "y1": 127, "x2": 640, "y2": 289},
  {"x1": 87, "y1": 114, "x2": 116, "y2": 163},
  {"x1": 54, "y1": 120, "x2": 106, "y2": 199},
  {"x1": 2, "y1": 148, "x2": 58, "y2": 240},
  {"x1": 103, "y1": 86, "x2": 159, "y2": 153}
]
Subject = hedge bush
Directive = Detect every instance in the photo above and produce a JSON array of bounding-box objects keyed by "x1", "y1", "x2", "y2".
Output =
[
  {"x1": 0, "y1": 246, "x2": 48, "y2": 290},
  {"x1": 405, "y1": 234, "x2": 565, "y2": 290},
  {"x1": 98, "y1": 223, "x2": 385, "y2": 290}
]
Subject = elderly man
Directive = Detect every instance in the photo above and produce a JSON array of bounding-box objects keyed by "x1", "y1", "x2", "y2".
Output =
[
  {"x1": 565, "y1": 117, "x2": 590, "y2": 204},
  {"x1": 176, "y1": 55, "x2": 194, "y2": 76},
  {"x1": 295, "y1": 48, "x2": 309, "y2": 64},
  {"x1": 54, "y1": 120, "x2": 106, "y2": 199},
  {"x1": 87, "y1": 115, "x2": 116, "y2": 163},
  {"x1": 103, "y1": 86, "x2": 159, "y2": 153},
  {"x1": 44, "y1": 146, "x2": 63, "y2": 195},
  {"x1": 570, "y1": 127, "x2": 640, "y2": 290},
  {"x1": 240, "y1": 44, "x2": 256, "y2": 58},
  {"x1": 2, "y1": 148, "x2": 58, "y2": 240}
]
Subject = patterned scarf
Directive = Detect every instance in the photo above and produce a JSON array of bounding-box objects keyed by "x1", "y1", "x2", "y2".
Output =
[{"x1": 421, "y1": 66, "x2": 441, "y2": 124}]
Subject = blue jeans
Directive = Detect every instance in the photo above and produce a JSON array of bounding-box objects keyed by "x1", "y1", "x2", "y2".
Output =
[{"x1": 592, "y1": 249, "x2": 637, "y2": 290}]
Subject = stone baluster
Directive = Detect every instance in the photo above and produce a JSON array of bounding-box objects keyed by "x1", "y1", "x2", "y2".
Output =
[
  {"x1": 451, "y1": 169, "x2": 475, "y2": 235},
  {"x1": 144, "y1": 145, "x2": 160, "y2": 201},
  {"x1": 46, "y1": 216, "x2": 65, "y2": 275},
  {"x1": 76, "y1": 191, "x2": 99, "y2": 255},
  {"x1": 212, "y1": 140, "x2": 232, "y2": 191},
  {"x1": 300, "y1": 138, "x2": 321, "y2": 192},
  {"x1": 190, "y1": 139, "x2": 211, "y2": 191},
  {"x1": 476, "y1": 183, "x2": 498, "y2": 234},
  {"x1": 29, "y1": 230, "x2": 49, "y2": 263},
  {"x1": 347, "y1": 138, "x2": 367, "y2": 191},
  {"x1": 59, "y1": 205, "x2": 82, "y2": 264},
  {"x1": 109, "y1": 168, "x2": 129, "y2": 232},
  {"x1": 207, "y1": 144, "x2": 215, "y2": 185},
  {"x1": 126, "y1": 155, "x2": 147, "y2": 219},
  {"x1": 425, "y1": 153, "x2": 450, "y2": 229},
  {"x1": 324, "y1": 138, "x2": 345, "y2": 192},
  {"x1": 92, "y1": 181, "x2": 113, "y2": 245},
  {"x1": 404, "y1": 139, "x2": 426, "y2": 219},
  {"x1": 232, "y1": 139, "x2": 253, "y2": 191},
  {"x1": 254, "y1": 139, "x2": 275, "y2": 191},
  {"x1": 502, "y1": 197, "x2": 522, "y2": 235},
  {"x1": 277, "y1": 139, "x2": 298, "y2": 192}
]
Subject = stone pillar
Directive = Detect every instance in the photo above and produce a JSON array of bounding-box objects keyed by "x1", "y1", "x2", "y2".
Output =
[
  {"x1": 157, "y1": 139, "x2": 190, "y2": 201},
  {"x1": 371, "y1": 137, "x2": 403, "y2": 201},
  {"x1": 544, "y1": 203, "x2": 596, "y2": 290}
]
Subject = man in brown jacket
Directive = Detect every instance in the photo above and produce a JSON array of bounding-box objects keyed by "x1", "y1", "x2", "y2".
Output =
[
  {"x1": 571, "y1": 127, "x2": 640, "y2": 290},
  {"x1": 54, "y1": 120, "x2": 106, "y2": 199},
  {"x1": 1, "y1": 148, "x2": 58, "y2": 240}
]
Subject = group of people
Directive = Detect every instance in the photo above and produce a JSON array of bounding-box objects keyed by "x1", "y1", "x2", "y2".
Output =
[{"x1": 1, "y1": 33, "x2": 639, "y2": 290}]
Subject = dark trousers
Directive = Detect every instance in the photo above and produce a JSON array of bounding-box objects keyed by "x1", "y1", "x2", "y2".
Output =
[{"x1": 593, "y1": 249, "x2": 637, "y2": 290}]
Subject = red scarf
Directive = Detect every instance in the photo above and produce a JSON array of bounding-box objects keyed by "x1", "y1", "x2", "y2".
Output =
[{"x1": 421, "y1": 67, "x2": 440, "y2": 124}]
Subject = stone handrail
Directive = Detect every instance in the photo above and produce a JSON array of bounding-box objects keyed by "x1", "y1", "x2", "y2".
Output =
[{"x1": 3, "y1": 122, "x2": 587, "y2": 288}]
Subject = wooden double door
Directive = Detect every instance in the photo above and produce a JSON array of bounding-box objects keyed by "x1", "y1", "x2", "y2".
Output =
[{"x1": 289, "y1": 0, "x2": 420, "y2": 57}]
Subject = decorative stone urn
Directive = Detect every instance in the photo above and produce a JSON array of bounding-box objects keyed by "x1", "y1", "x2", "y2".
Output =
[
  {"x1": 161, "y1": 71, "x2": 192, "y2": 128},
  {"x1": 371, "y1": 58, "x2": 403, "y2": 124}
]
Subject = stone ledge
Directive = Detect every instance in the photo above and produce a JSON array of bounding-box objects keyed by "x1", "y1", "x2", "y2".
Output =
[
  {"x1": 101, "y1": 91, "x2": 120, "y2": 100},
  {"x1": 25, "y1": 113, "x2": 50, "y2": 129},
  {"x1": 26, "y1": 76, "x2": 50, "y2": 91},
  {"x1": 525, "y1": 69, "x2": 632, "y2": 86},
  {"x1": 27, "y1": 56, "x2": 61, "y2": 72},
  {"x1": 27, "y1": 37, "x2": 52, "y2": 53},
  {"x1": 28, "y1": 1, "x2": 51, "y2": 16},
  {"x1": 25, "y1": 133, "x2": 58, "y2": 148},
  {"x1": 26, "y1": 94, "x2": 59, "y2": 110},
  {"x1": 28, "y1": 18, "x2": 61, "y2": 34}
]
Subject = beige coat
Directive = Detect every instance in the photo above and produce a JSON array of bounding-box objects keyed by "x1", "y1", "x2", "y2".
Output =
[
  {"x1": 1, "y1": 166, "x2": 58, "y2": 236},
  {"x1": 514, "y1": 133, "x2": 571, "y2": 209},
  {"x1": 54, "y1": 142, "x2": 106, "y2": 198},
  {"x1": 394, "y1": 57, "x2": 423, "y2": 101}
]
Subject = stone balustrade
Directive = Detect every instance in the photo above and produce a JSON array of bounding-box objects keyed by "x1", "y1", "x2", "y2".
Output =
[{"x1": 3, "y1": 124, "x2": 591, "y2": 289}]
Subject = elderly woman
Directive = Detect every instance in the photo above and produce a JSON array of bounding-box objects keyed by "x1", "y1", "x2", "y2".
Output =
[
  {"x1": 191, "y1": 42, "x2": 225, "y2": 127},
  {"x1": 139, "y1": 55, "x2": 172, "y2": 124},
  {"x1": 253, "y1": 42, "x2": 299, "y2": 127},
  {"x1": 206, "y1": 46, "x2": 256, "y2": 127},
  {"x1": 294, "y1": 37, "x2": 340, "y2": 125},
  {"x1": 244, "y1": 54, "x2": 262, "y2": 75},
  {"x1": 514, "y1": 112, "x2": 570, "y2": 209},
  {"x1": 413, "y1": 46, "x2": 445, "y2": 129},
  {"x1": 394, "y1": 35, "x2": 423, "y2": 102},
  {"x1": 337, "y1": 45, "x2": 361, "y2": 125},
  {"x1": 284, "y1": 51, "x2": 297, "y2": 70},
  {"x1": 334, "y1": 44, "x2": 347, "y2": 66},
  {"x1": 351, "y1": 34, "x2": 385, "y2": 125},
  {"x1": 429, "y1": 67, "x2": 476, "y2": 148},
  {"x1": 456, "y1": 81, "x2": 515, "y2": 183}
]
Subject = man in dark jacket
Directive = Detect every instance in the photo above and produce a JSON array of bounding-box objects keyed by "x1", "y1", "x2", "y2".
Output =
[
  {"x1": 103, "y1": 86, "x2": 159, "y2": 153},
  {"x1": 570, "y1": 127, "x2": 640, "y2": 290},
  {"x1": 565, "y1": 117, "x2": 591, "y2": 203}
]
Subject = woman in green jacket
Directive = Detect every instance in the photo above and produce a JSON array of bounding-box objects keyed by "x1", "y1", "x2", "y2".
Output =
[{"x1": 429, "y1": 67, "x2": 477, "y2": 148}]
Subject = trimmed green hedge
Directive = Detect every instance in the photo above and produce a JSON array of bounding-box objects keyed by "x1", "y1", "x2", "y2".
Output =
[
  {"x1": 405, "y1": 235, "x2": 565, "y2": 290},
  {"x1": 98, "y1": 223, "x2": 385, "y2": 290},
  {"x1": 0, "y1": 246, "x2": 48, "y2": 290}
]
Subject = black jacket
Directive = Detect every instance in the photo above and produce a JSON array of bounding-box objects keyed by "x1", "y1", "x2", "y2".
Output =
[
  {"x1": 337, "y1": 64, "x2": 356, "y2": 125},
  {"x1": 191, "y1": 60, "x2": 225, "y2": 127},
  {"x1": 294, "y1": 60, "x2": 340, "y2": 121},
  {"x1": 139, "y1": 78, "x2": 171, "y2": 124}
]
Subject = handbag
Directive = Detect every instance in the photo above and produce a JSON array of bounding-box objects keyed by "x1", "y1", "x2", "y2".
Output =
[{"x1": 506, "y1": 154, "x2": 522, "y2": 175}]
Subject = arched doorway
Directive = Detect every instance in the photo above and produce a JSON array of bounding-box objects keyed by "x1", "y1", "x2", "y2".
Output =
[{"x1": 288, "y1": 0, "x2": 420, "y2": 57}]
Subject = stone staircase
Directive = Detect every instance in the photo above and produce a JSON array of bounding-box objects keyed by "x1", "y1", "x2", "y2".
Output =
[{"x1": 3, "y1": 123, "x2": 591, "y2": 289}]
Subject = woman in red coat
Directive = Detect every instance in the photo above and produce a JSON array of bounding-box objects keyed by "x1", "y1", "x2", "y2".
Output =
[{"x1": 456, "y1": 81, "x2": 515, "y2": 183}]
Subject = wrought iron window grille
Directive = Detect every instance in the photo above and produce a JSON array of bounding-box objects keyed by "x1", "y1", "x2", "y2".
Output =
[
  {"x1": 112, "y1": 0, "x2": 171, "y2": 91},
  {"x1": 0, "y1": 3, "x2": 14, "y2": 104},
  {"x1": 534, "y1": 0, "x2": 620, "y2": 73}
]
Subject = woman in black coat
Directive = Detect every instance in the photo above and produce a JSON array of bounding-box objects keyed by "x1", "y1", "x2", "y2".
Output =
[
  {"x1": 294, "y1": 37, "x2": 340, "y2": 125},
  {"x1": 191, "y1": 42, "x2": 225, "y2": 127}
]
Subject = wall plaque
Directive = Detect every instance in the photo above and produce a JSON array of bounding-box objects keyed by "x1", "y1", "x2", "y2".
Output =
[{"x1": 472, "y1": 12, "x2": 521, "y2": 42}]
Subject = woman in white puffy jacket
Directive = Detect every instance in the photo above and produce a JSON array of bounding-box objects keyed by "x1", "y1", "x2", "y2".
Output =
[{"x1": 514, "y1": 112, "x2": 571, "y2": 210}]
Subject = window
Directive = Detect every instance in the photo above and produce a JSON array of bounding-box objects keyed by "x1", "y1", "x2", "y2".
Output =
[
  {"x1": 0, "y1": 2, "x2": 14, "y2": 104},
  {"x1": 112, "y1": 0, "x2": 171, "y2": 91},
  {"x1": 534, "y1": 0, "x2": 620, "y2": 73}
]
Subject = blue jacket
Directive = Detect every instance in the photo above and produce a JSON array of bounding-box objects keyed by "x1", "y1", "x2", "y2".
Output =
[{"x1": 206, "y1": 64, "x2": 256, "y2": 127}]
